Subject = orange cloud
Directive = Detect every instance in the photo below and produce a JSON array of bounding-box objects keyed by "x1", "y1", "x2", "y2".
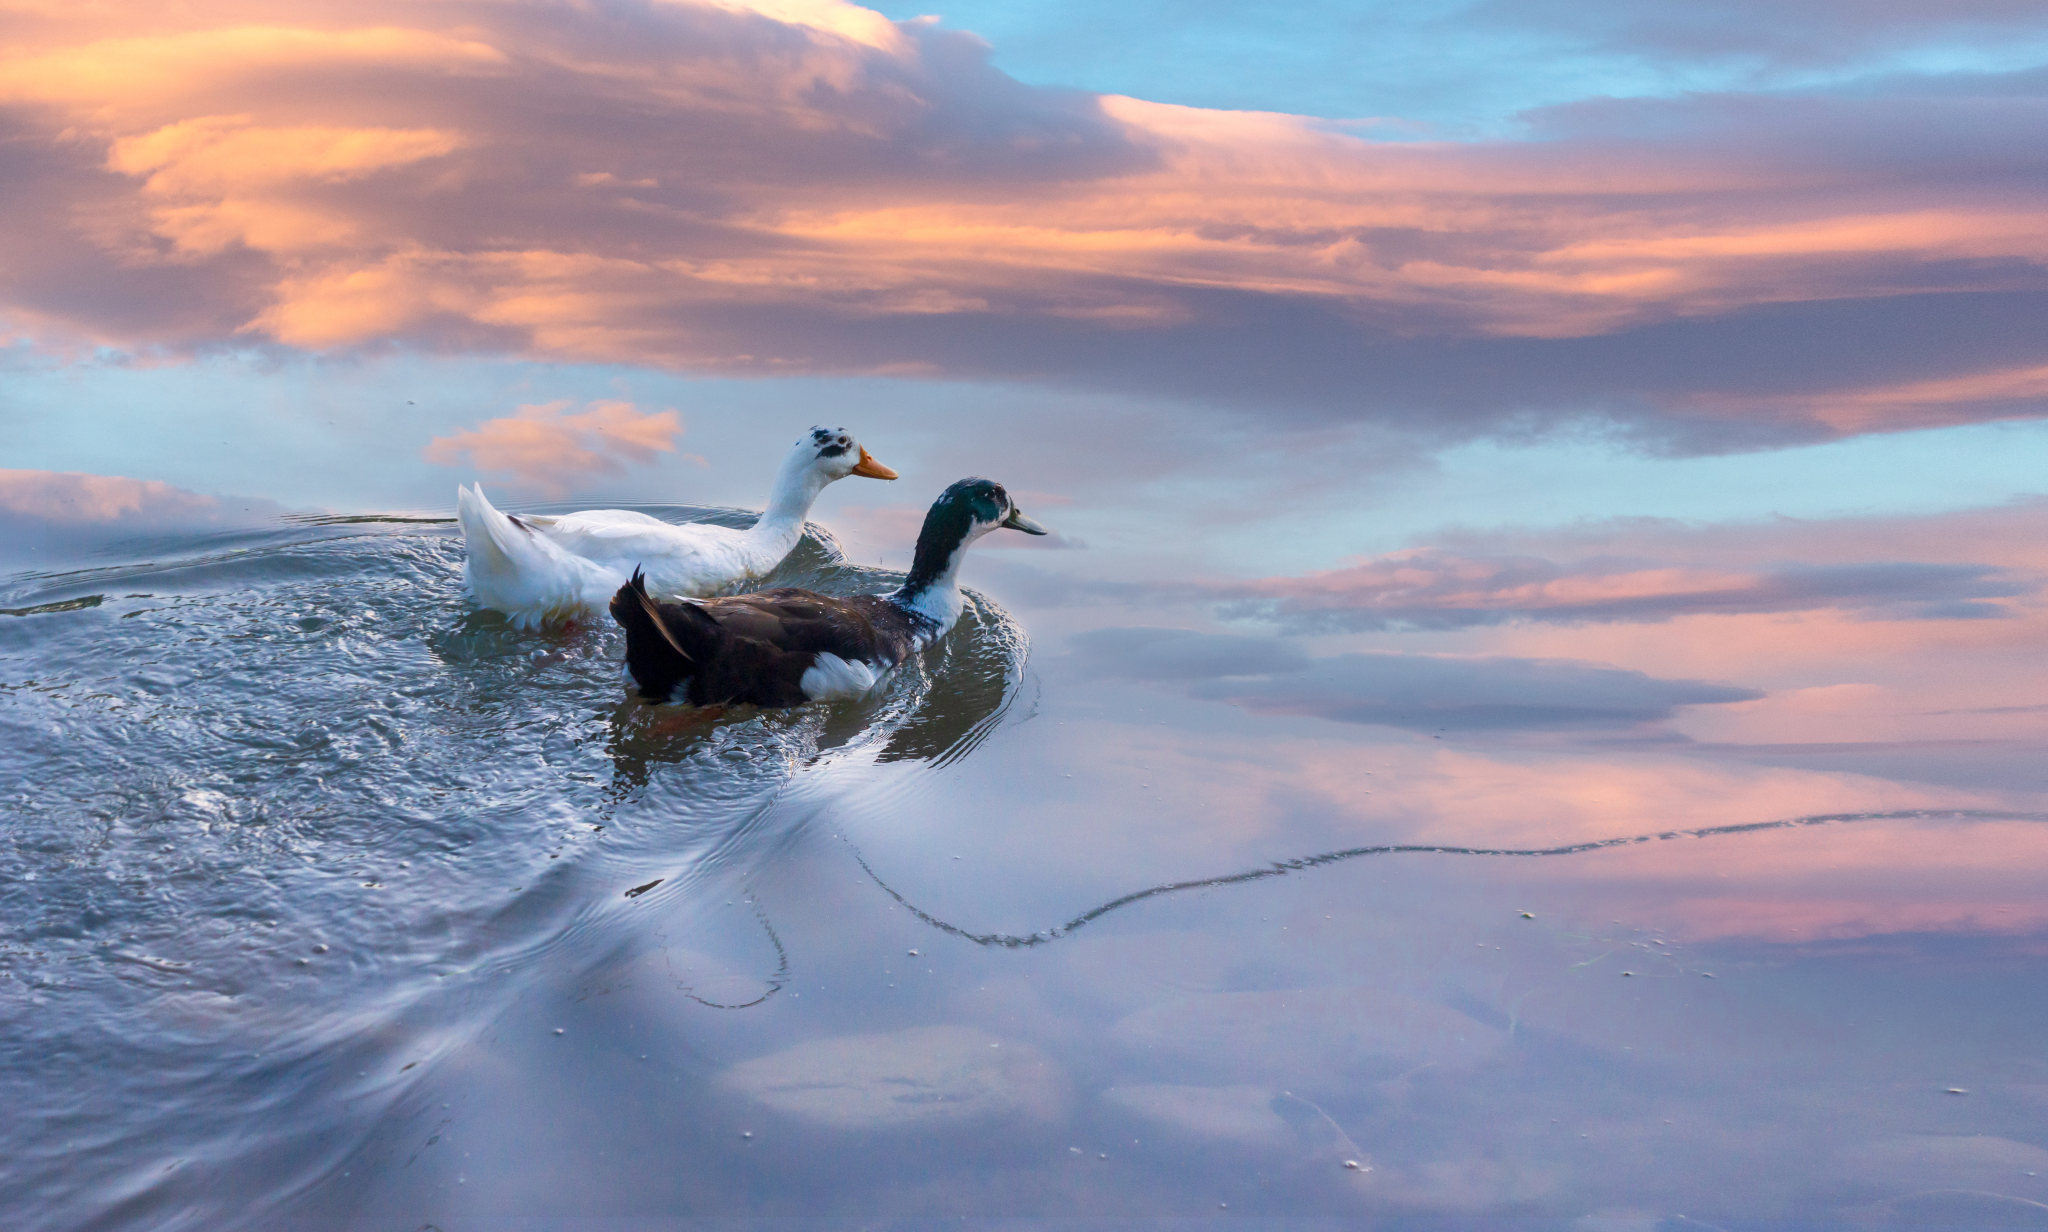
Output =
[
  {"x1": 0, "y1": 25, "x2": 506, "y2": 112},
  {"x1": 103, "y1": 116, "x2": 463, "y2": 255},
  {"x1": 422, "y1": 400, "x2": 685, "y2": 495},
  {"x1": 108, "y1": 117, "x2": 463, "y2": 194},
  {"x1": 699, "y1": 0, "x2": 907, "y2": 50},
  {"x1": 1, "y1": 0, "x2": 2045, "y2": 441}
]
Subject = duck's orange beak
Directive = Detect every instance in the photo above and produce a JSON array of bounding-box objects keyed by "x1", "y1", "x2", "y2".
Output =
[{"x1": 851, "y1": 447, "x2": 898, "y2": 480}]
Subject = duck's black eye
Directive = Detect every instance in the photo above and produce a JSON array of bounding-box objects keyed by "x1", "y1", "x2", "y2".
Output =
[{"x1": 817, "y1": 441, "x2": 850, "y2": 458}]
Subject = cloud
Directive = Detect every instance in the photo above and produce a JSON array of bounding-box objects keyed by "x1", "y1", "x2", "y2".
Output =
[
  {"x1": 1067, "y1": 627, "x2": 1760, "y2": 731},
  {"x1": 0, "y1": 0, "x2": 2044, "y2": 448},
  {"x1": 0, "y1": 25, "x2": 506, "y2": 110},
  {"x1": 1221, "y1": 550, "x2": 2029, "y2": 631},
  {"x1": 1680, "y1": 360, "x2": 2048, "y2": 435},
  {"x1": 0, "y1": 469, "x2": 287, "y2": 564},
  {"x1": 989, "y1": 501, "x2": 2048, "y2": 630},
  {"x1": 0, "y1": 468, "x2": 218, "y2": 524},
  {"x1": 104, "y1": 115, "x2": 464, "y2": 257},
  {"x1": 422, "y1": 399, "x2": 683, "y2": 494},
  {"x1": 1481, "y1": 0, "x2": 2048, "y2": 71}
]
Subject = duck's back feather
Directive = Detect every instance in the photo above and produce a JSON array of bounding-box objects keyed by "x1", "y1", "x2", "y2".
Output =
[
  {"x1": 611, "y1": 575, "x2": 929, "y2": 708},
  {"x1": 459, "y1": 497, "x2": 790, "y2": 625}
]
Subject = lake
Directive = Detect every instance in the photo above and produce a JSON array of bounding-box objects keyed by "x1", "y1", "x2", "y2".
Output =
[{"x1": 5, "y1": 500, "x2": 2047, "y2": 1231}]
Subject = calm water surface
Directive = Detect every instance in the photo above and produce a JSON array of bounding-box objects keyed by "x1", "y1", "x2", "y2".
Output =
[{"x1": 4, "y1": 511, "x2": 2048, "y2": 1230}]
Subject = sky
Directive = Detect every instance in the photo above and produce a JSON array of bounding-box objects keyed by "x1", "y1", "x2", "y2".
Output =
[
  {"x1": 3, "y1": 0, "x2": 2045, "y2": 491},
  {"x1": 2, "y1": 0, "x2": 2046, "y2": 786},
  {"x1": 867, "y1": 0, "x2": 2048, "y2": 140}
]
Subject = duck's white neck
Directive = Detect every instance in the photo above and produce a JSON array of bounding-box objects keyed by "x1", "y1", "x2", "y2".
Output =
[
  {"x1": 742, "y1": 451, "x2": 828, "y2": 553},
  {"x1": 890, "y1": 525, "x2": 988, "y2": 634},
  {"x1": 893, "y1": 556, "x2": 969, "y2": 632}
]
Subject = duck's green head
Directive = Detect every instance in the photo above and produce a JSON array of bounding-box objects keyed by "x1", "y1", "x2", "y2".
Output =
[
  {"x1": 941, "y1": 477, "x2": 1047, "y2": 539},
  {"x1": 902, "y1": 477, "x2": 1047, "y2": 592}
]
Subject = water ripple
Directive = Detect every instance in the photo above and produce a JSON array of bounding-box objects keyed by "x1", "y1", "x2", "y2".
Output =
[{"x1": 0, "y1": 510, "x2": 1028, "y2": 1230}]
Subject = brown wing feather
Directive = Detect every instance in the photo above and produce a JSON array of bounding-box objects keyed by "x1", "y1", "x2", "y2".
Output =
[
  {"x1": 695, "y1": 589, "x2": 891, "y2": 663},
  {"x1": 692, "y1": 636, "x2": 814, "y2": 707},
  {"x1": 634, "y1": 572, "x2": 694, "y2": 662}
]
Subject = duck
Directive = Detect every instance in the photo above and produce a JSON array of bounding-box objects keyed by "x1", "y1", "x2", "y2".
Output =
[
  {"x1": 610, "y1": 477, "x2": 1047, "y2": 708},
  {"x1": 455, "y1": 426, "x2": 896, "y2": 627}
]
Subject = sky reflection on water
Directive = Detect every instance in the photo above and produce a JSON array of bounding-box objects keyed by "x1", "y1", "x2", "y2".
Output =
[
  {"x1": 299, "y1": 657, "x2": 2048, "y2": 1229},
  {"x1": 4, "y1": 497, "x2": 2045, "y2": 1229}
]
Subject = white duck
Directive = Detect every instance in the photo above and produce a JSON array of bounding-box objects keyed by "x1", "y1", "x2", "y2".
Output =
[{"x1": 456, "y1": 426, "x2": 896, "y2": 628}]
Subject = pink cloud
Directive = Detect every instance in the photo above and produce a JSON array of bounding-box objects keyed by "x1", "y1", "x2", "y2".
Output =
[
  {"x1": 1224, "y1": 549, "x2": 2029, "y2": 631},
  {"x1": 1018, "y1": 716, "x2": 2036, "y2": 947},
  {"x1": 1032, "y1": 499, "x2": 2048, "y2": 756},
  {"x1": 0, "y1": 469, "x2": 290, "y2": 565},
  {"x1": 1516, "y1": 816, "x2": 2048, "y2": 945},
  {"x1": 422, "y1": 400, "x2": 685, "y2": 495},
  {"x1": 0, "y1": 468, "x2": 218, "y2": 523},
  {"x1": 0, "y1": 0, "x2": 2044, "y2": 443},
  {"x1": 1434, "y1": 505, "x2": 2048, "y2": 753}
]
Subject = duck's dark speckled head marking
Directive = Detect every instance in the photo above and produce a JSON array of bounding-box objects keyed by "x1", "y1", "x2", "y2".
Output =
[
  {"x1": 797, "y1": 426, "x2": 895, "y2": 480},
  {"x1": 810, "y1": 425, "x2": 852, "y2": 459}
]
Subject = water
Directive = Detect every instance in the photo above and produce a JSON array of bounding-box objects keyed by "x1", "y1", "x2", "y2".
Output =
[{"x1": 5, "y1": 510, "x2": 2048, "y2": 1230}]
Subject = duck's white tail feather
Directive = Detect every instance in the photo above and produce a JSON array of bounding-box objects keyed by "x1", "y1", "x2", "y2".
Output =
[
  {"x1": 455, "y1": 484, "x2": 622, "y2": 627},
  {"x1": 799, "y1": 651, "x2": 883, "y2": 701}
]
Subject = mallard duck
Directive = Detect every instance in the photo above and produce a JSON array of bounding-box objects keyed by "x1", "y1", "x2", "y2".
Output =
[
  {"x1": 611, "y1": 477, "x2": 1046, "y2": 707},
  {"x1": 455, "y1": 427, "x2": 896, "y2": 628}
]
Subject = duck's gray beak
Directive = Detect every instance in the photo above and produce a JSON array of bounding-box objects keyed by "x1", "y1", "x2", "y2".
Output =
[{"x1": 1002, "y1": 507, "x2": 1048, "y2": 535}]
